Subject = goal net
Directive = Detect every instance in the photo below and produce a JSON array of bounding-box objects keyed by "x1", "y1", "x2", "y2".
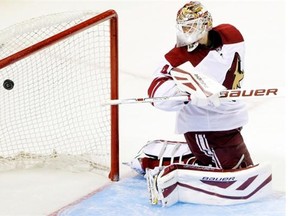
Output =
[{"x1": 0, "y1": 10, "x2": 119, "y2": 181}]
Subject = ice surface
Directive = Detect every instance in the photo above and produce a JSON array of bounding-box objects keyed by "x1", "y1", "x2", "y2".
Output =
[{"x1": 56, "y1": 175, "x2": 285, "y2": 216}]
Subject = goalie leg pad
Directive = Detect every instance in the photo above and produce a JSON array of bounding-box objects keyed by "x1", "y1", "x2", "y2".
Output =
[{"x1": 151, "y1": 162, "x2": 272, "y2": 206}]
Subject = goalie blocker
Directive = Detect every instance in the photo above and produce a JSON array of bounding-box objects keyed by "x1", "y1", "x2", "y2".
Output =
[
  {"x1": 105, "y1": 67, "x2": 280, "y2": 106},
  {"x1": 125, "y1": 140, "x2": 272, "y2": 207}
]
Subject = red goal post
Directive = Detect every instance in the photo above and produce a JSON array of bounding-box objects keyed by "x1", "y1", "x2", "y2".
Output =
[{"x1": 0, "y1": 10, "x2": 119, "y2": 181}]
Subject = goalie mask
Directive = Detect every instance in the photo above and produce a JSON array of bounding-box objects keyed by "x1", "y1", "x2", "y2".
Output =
[{"x1": 176, "y1": 1, "x2": 213, "y2": 51}]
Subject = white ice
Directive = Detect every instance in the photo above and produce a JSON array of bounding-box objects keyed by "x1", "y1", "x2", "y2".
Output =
[{"x1": 0, "y1": 1, "x2": 286, "y2": 215}]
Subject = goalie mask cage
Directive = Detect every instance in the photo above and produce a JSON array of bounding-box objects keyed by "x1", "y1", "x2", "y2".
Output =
[{"x1": 0, "y1": 10, "x2": 119, "y2": 181}]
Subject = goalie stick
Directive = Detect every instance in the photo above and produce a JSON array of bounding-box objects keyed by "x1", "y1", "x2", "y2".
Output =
[
  {"x1": 104, "y1": 88, "x2": 280, "y2": 105},
  {"x1": 103, "y1": 67, "x2": 281, "y2": 105}
]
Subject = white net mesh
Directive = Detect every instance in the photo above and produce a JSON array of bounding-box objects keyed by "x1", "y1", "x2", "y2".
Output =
[{"x1": 0, "y1": 11, "x2": 117, "y2": 175}]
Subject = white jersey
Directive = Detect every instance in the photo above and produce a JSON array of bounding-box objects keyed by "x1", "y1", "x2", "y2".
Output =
[{"x1": 148, "y1": 24, "x2": 248, "y2": 133}]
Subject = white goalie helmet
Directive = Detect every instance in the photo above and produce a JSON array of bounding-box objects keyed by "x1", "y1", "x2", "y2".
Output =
[{"x1": 176, "y1": 1, "x2": 213, "y2": 51}]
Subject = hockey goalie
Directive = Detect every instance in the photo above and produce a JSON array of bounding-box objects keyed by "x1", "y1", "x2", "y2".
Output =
[
  {"x1": 125, "y1": 1, "x2": 273, "y2": 207},
  {"x1": 126, "y1": 140, "x2": 272, "y2": 207}
]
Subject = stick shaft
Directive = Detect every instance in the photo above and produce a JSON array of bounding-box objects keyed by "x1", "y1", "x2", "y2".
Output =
[{"x1": 105, "y1": 95, "x2": 191, "y2": 105}]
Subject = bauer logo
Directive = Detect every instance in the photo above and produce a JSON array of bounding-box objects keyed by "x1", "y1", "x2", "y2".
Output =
[
  {"x1": 220, "y1": 88, "x2": 278, "y2": 98},
  {"x1": 201, "y1": 177, "x2": 236, "y2": 188}
]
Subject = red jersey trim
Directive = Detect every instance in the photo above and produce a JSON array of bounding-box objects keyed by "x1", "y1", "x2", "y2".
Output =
[
  {"x1": 164, "y1": 24, "x2": 244, "y2": 68},
  {"x1": 147, "y1": 76, "x2": 172, "y2": 98}
]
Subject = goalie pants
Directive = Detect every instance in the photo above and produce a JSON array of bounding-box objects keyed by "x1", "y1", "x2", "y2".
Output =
[{"x1": 184, "y1": 128, "x2": 253, "y2": 169}]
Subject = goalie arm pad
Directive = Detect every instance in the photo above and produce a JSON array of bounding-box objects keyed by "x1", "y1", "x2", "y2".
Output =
[{"x1": 148, "y1": 61, "x2": 188, "y2": 111}]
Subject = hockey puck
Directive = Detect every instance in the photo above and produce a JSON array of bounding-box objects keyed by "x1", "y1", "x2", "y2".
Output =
[{"x1": 3, "y1": 79, "x2": 14, "y2": 90}]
